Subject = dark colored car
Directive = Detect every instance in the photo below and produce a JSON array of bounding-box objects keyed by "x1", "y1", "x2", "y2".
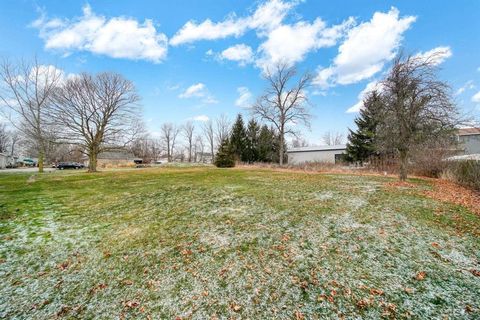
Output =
[{"x1": 57, "y1": 162, "x2": 85, "y2": 170}]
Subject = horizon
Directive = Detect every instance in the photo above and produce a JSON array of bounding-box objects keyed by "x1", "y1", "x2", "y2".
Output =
[{"x1": 1, "y1": 0, "x2": 479, "y2": 145}]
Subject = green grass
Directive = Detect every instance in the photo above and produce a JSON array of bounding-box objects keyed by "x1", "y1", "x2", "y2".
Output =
[{"x1": 0, "y1": 167, "x2": 479, "y2": 319}]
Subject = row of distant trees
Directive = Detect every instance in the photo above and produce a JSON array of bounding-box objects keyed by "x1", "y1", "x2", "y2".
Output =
[{"x1": 0, "y1": 58, "x2": 312, "y2": 172}]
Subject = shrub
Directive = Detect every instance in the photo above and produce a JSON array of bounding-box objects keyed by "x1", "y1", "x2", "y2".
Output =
[
  {"x1": 444, "y1": 160, "x2": 480, "y2": 190},
  {"x1": 215, "y1": 139, "x2": 235, "y2": 168}
]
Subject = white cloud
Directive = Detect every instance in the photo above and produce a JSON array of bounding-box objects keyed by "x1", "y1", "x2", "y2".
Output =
[
  {"x1": 455, "y1": 80, "x2": 475, "y2": 96},
  {"x1": 191, "y1": 115, "x2": 210, "y2": 122},
  {"x1": 235, "y1": 87, "x2": 253, "y2": 108},
  {"x1": 170, "y1": 0, "x2": 355, "y2": 70},
  {"x1": 32, "y1": 5, "x2": 168, "y2": 62},
  {"x1": 220, "y1": 44, "x2": 254, "y2": 66},
  {"x1": 179, "y1": 83, "x2": 206, "y2": 98},
  {"x1": 314, "y1": 7, "x2": 416, "y2": 88},
  {"x1": 346, "y1": 80, "x2": 383, "y2": 113},
  {"x1": 170, "y1": 0, "x2": 293, "y2": 46},
  {"x1": 414, "y1": 46, "x2": 452, "y2": 66},
  {"x1": 179, "y1": 83, "x2": 218, "y2": 104},
  {"x1": 256, "y1": 17, "x2": 354, "y2": 70},
  {"x1": 472, "y1": 91, "x2": 480, "y2": 103}
]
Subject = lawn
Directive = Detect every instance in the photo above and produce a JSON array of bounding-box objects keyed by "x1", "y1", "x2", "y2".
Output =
[{"x1": 0, "y1": 167, "x2": 479, "y2": 319}]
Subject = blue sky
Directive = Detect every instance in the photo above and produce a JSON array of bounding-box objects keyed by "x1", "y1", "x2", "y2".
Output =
[{"x1": 1, "y1": 0, "x2": 479, "y2": 143}]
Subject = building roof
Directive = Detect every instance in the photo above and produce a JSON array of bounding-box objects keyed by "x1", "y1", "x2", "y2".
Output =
[
  {"x1": 287, "y1": 144, "x2": 347, "y2": 153},
  {"x1": 458, "y1": 127, "x2": 480, "y2": 136}
]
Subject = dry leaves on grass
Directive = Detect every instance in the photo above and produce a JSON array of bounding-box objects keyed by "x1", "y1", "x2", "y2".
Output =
[
  {"x1": 470, "y1": 269, "x2": 480, "y2": 277},
  {"x1": 123, "y1": 300, "x2": 140, "y2": 309},
  {"x1": 424, "y1": 179, "x2": 480, "y2": 216},
  {"x1": 415, "y1": 271, "x2": 426, "y2": 281}
]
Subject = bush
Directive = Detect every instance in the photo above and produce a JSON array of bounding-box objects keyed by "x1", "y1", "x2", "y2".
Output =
[
  {"x1": 215, "y1": 139, "x2": 235, "y2": 168},
  {"x1": 444, "y1": 160, "x2": 480, "y2": 190}
]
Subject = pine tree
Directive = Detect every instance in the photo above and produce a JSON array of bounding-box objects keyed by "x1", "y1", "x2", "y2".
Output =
[
  {"x1": 345, "y1": 90, "x2": 382, "y2": 164},
  {"x1": 244, "y1": 118, "x2": 260, "y2": 163},
  {"x1": 229, "y1": 114, "x2": 247, "y2": 161},
  {"x1": 214, "y1": 138, "x2": 235, "y2": 167}
]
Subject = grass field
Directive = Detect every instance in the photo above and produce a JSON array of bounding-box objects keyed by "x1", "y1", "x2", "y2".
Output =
[{"x1": 0, "y1": 167, "x2": 479, "y2": 319}]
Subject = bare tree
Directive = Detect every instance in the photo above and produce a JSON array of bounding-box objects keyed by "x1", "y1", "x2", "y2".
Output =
[
  {"x1": 376, "y1": 52, "x2": 460, "y2": 181},
  {"x1": 215, "y1": 114, "x2": 231, "y2": 146},
  {"x1": 291, "y1": 136, "x2": 309, "y2": 148},
  {"x1": 149, "y1": 138, "x2": 162, "y2": 162},
  {"x1": 252, "y1": 62, "x2": 312, "y2": 165},
  {"x1": 322, "y1": 131, "x2": 344, "y2": 146},
  {"x1": 182, "y1": 121, "x2": 195, "y2": 162},
  {"x1": 194, "y1": 134, "x2": 205, "y2": 162},
  {"x1": 8, "y1": 130, "x2": 21, "y2": 156},
  {"x1": 51, "y1": 72, "x2": 141, "y2": 172},
  {"x1": 160, "y1": 123, "x2": 180, "y2": 162},
  {"x1": 202, "y1": 120, "x2": 215, "y2": 163},
  {"x1": 130, "y1": 134, "x2": 153, "y2": 162},
  {"x1": 0, "y1": 59, "x2": 62, "y2": 172}
]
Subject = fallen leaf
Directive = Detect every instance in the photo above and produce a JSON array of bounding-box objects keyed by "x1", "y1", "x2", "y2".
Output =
[
  {"x1": 356, "y1": 298, "x2": 371, "y2": 309},
  {"x1": 124, "y1": 300, "x2": 139, "y2": 309},
  {"x1": 57, "y1": 260, "x2": 70, "y2": 271},
  {"x1": 294, "y1": 310, "x2": 304, "y2": 320},
  {"x1": 230, "y1": 303, "x2": 241, "y2": 312},
  {"x1": 431, "y1": 242, "x2": 441, "y2": 248},
  {"x1": 370, "y1": 288, "x2": 384, "y2": 296},
  {"x1": 415, "y1": 271, "x2": 426, "y2": 280},
  {"x1": 122, "y1": 279, "x2": 133, "y2": 285}
]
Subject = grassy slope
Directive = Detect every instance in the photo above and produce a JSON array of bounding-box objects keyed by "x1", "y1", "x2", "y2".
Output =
[{"x1": 0, "y1": 167, "x2": 479, "y2": 319}]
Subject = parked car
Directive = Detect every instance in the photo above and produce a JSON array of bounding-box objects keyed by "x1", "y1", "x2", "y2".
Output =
[{"x1": 57, "y1": 162, "x2": 85, "y2": 170}]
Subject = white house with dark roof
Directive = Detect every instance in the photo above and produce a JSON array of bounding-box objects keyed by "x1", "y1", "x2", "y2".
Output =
[
  {"x1": 457, "y1": 127, "x2": 480, "y2": 155},
  {"x1": 287, "y1": 145, "x2": 347, "y2": 164}
]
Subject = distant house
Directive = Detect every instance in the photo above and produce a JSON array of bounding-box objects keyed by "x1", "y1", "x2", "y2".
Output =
[
  {"x1": 86, "y1": 151, "x2": 139, "y2": 168},
  {"x1": 457, "y1": 127, "x2": 480, "y2": 155},
  {"x1": 287, "y1": 145, "x2": 347, "y2": 164}
]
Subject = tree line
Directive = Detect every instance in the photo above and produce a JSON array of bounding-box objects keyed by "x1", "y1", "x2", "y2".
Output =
[
  {"x1": 0, "y1": 51, "x2": 464, "y2": 181},
  {"x1": 0, "y1": 59, "x2": 311, "y2": 173}
]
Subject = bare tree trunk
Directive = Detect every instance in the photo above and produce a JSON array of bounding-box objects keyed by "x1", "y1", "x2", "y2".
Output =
[
  {"x1": 399, "y1": 149, "x2": 408, "y2": 181},
  {"x1": 88, "y1": 151, "x2": 98, "y2": 173},
  {"x1": 38, "y1": 149, "x2": 44, "y2": 173}
]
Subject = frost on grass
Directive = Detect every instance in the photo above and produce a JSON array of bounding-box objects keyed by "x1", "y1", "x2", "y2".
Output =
[{"x1": 0, "y1": 169, "x2": 479, "y2": 319}]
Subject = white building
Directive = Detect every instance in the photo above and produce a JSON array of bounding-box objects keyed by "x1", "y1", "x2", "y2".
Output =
[
  {"x1": 287, "y1": 145, "x2": 347, "y2": 164},
  {"x1": 457, "y1": 127, "x2": 480, "y2": 155}
]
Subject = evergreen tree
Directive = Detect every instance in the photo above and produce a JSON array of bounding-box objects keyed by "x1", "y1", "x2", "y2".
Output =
[
  {"x1": 345, "y1": 90, "x2": 382, "y2": 164},
  {"x1": 244, "y1": 118, "x2": 260, "y2": 163},
  {"x1": 257, "y1": 125, "x2": 272, "y2": 162},
  {"x1": 214, "y1": 138, "x2": 235, "y2": 167},
  {"x1": 229, "y1": 114, "x2": 247, "y2": 161},
  {"x1": 257, "y1": 125, "x2": 281, "y2": 163}
]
